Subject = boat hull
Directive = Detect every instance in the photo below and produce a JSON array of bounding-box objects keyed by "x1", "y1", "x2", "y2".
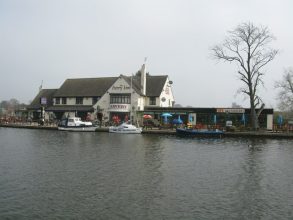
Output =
[
  {"x1": 109, "y1": 128, "x2": 142, "y2": 134},
  {"x1": 58, "y1": 126, "x2": 97, "y2": 132},
  {"x1": 176, "y1": 128, "x2": 224, "y2": 137},
  {"x1": 108, "y1": 122, "x2": 142, "y2": 134}
]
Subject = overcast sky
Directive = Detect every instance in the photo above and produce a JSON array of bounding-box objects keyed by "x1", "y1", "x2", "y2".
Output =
[{"x1": 0, "y1": 0, "x2": 292, "y2": 108}]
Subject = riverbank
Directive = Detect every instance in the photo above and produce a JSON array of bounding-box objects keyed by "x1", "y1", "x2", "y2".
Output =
[{"x1": 1, "y1": 123, "x2": 293, "y2": 138}]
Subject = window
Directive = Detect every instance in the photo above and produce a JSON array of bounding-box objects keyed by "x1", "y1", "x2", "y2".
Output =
[
  {"x1": 92, "y1": 97, "x2": 100, "y2": 105},
  {"x1": 62, "y1": 97, "x2": 67, "y2": 105},
  {"x1": 76, "y1": 97, "x2": 83, "y2": 105},
  {"x1": 149, "y1": 97, "x2": 156, "y2": 105},
  {"x1": 55, "y1": 97, "x2": 60, "y2": 105},
  {"x1": 110, "y1": 94, "x2": 130, "y2": 104}
]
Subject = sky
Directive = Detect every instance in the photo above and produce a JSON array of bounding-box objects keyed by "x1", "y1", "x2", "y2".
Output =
[{"x1": 0, "y1": 0, "x2": 292, "y2": 108}]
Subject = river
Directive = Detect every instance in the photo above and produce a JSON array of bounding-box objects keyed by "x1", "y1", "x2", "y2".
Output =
[{"x1": 0, "y1": 128, "x2": 292, "y2": 219}]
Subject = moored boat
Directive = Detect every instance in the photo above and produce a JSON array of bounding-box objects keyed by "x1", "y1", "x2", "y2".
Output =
[
  {"x1": 176, "y1": 127, "x2": 224, "y2": 137},
  {"x1": 109, "y1": 121, "x2": 142, "y2": 134},
  {"x1": 58, "y1": 117, "x2": 97, "y2": 131}
]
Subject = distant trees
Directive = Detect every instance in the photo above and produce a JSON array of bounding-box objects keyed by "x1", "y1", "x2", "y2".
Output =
[
  {"x1": 211, "y1": 22, "x2": 278, "y2": 130},
  {"x1": 275, "y1": 68, "x2": 293, "y2": 112},
  {"x1": 0, "y1": 98, "x2": 26, "y2": 116},
  {"x1": 174, "y1": 103, "x2": 183, "y2": 107}
]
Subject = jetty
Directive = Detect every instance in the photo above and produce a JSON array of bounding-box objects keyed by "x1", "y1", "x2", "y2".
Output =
[{"x1": 1, "y1": 123, "x2": 293, "y2": 139}]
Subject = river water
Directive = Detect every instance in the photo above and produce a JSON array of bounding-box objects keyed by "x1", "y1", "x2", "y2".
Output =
[{"x1": 0, "y1": 128, "x2": 292, "y2": 219}]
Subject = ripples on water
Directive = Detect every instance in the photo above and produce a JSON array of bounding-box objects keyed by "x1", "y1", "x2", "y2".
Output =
[{"x1": 0, "y1": 128, "x2": 293, "y2": 219}]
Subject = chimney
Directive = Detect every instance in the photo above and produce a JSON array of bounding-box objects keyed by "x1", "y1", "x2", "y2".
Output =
[{"x1": 140, "y1": 63, "x2": 146, "y2": 95}]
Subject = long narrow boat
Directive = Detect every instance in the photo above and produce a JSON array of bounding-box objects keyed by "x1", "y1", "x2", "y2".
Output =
[{"x1": 176, "y1": 128, "x2": 224, "y2": 137}]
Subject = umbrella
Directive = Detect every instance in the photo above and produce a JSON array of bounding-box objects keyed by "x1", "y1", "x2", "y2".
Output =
[
  {"x1": 172, "y1": 119, "x2": 180, "y2": 124},
  {"x1": 213, "y1": 114, "x2": 217, "y2": 124},
  {"x1": 277, "y1": 115, "x2": 283, "y2": 126},
  {"x1": 173, "y1": 115, "x2": 183, "y2": 125},
  {"x1": 161, "y1": 113, "x2": 172, "y2": 117},
  {"x1": 143, "y1": 114, "x2": 152, "y2": 119},
  {"x1": 178, "y1": 115, "x2": 183, "y2": 123},
  {"x1": 241, "y1": 113, "x2": 246, "y2": 126},
  {"x1": 189, "y1": 115, "x2": 193, "y2": 122},
  {"x1": 161, "y1": 113, "x2": 172, "y2": 123}
]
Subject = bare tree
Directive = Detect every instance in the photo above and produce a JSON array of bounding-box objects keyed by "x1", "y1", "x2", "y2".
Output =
[
  {"x1": 211, "y1": 22, "x2": 278, "y2": 130},
  {"x1": 275, "y1": 68, "x2": 293, "y2": 112}
]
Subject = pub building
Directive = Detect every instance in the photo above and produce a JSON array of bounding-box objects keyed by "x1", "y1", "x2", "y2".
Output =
[
  {"x1": 28, "y1": 62, "x2": 273, "y2": 130},
  {"x1": 28, "y1": 63, "x2": 175, "y2": 124}
]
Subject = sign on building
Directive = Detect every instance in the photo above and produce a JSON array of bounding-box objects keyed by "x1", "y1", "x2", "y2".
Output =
[
  {"x1": 216, "y1": 108, "x2": 245, "y2": 114},
  {"x1": 40, "y1": 97, "x2": 47, "y2": 105}
]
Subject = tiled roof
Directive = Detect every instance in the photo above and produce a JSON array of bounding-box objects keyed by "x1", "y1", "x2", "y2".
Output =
[
  {"x1": 54, "y1": 75, "x2": 168, "y2": 98},
  {"x1": 146, "y1": 75, "x2": 168, "y2": 96},
  {"x1": 122, "y1": 75, "x2": 168, "y2": 96},
  {"x1": 53, "y1": 77, "x2": 118, "y2": 97},
  {"x1": 27, "y1": 89, "x2": 57, "y2": 110}
]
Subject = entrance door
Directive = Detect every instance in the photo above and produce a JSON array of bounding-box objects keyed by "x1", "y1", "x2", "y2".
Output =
[{"x1": 110, "y1": 112, "x2": 130, "y2": 124}]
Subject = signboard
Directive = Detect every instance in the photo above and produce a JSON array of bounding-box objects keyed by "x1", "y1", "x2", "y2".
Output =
[
  {"x1": 111, "y1": 85, "x2": 131, "y2": 91},
  {"x1": 216, "y1": 108, "x2": 245, "y2": 114},
  {"x1": 108, "y1": 77, "x2": 133, "y2": 93},
  {"x1": 109, "y1": 104, "x2": 130, "y2": 112},
  {"x1": 40, "y1": 97, "x2": 47, "y2": 105}
]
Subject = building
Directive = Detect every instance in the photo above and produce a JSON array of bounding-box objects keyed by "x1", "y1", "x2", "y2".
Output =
[
  {"x1": 27, "y1": 63, "x2": 274, "y2": 130},
  {"x1": 28, "y1": 63, "x2": 175, "y2": 123},
  {"x1": 27, "y1": 89, "x2": 57, "y2": 121},
  {"x1": 144, "y1": 106, "x2": 274, "y2": 130}
]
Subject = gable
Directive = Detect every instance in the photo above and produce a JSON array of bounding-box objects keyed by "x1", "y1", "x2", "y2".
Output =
[{"x1": 108, "y1": 76, "x2": 132, "y2": 94}]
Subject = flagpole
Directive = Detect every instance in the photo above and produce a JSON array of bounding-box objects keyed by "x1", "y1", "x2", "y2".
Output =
[{"x1": 130, "y1": 74, "x2": 132, "y2": 123}]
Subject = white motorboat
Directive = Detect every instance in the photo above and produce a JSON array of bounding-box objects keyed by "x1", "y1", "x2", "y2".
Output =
[
  {"x1": 109, "y1": 122, "x2": 142, "y2": 134},
  {"x1": 58, "y1": 117, "x2": 97, "y2": 131}
]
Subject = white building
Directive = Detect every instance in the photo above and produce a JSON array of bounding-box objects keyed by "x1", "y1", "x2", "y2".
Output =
[{"x1": 29, "y1": 63, "x2": 175, "y2": 123}]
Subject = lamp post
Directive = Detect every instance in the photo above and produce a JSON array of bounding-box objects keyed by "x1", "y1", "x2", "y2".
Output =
[{"x1": 40, "y1": 97, "x2": 47, "y2": 126}]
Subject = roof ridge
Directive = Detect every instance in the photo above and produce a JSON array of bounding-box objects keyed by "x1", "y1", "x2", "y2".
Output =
[{"x1": 66, "y1": 76, "x2": 118, "y2": 80}]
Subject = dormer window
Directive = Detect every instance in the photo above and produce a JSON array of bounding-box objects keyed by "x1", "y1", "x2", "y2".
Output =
[{"x1": 55, "y1": 97, "x2": 60, "y2": 105}]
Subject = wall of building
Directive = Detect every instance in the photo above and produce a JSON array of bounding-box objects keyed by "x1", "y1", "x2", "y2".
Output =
[
  {"x1": 144, "y1": 78, "x2": 174, "y2": 108},
  {"x1": 267, "y1": 114, "x2": 273, "y2": 130},
  {"x1": 54, "y1": 97, "x2": 93, "y2": 106},
  {"x1": 92, "y1": 77, "x2": 148, "y2": 123},
  {"x1": 83, "y1": 97, "x2": 93, "y2": 105},
  {"x1": 159, "y1": 78, "x2": 174, "y2": 107}
]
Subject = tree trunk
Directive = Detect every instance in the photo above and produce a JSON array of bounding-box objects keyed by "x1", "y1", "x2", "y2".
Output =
[{"x1": 250, "y1": 96, "x2": 258, "y2": 130}]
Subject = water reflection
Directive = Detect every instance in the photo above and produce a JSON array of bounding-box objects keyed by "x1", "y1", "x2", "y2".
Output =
[
  {"x1": 0, "y1": 128, "x2": 293, "y2": 219},
  {"x1": 233, "y1": 140, "x2": 266, "y2": 219}
]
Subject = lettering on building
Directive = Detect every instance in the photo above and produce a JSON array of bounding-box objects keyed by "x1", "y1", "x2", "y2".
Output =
[
  {"x1": 216, "y1": 108, "x2": 245, "y2": 114},
  {"x1": 112, "y1": 85, "x2": 130, "y2": 91},
  {"x1": 109, "y1": 104, "x2": 128, "y2": 109}
]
